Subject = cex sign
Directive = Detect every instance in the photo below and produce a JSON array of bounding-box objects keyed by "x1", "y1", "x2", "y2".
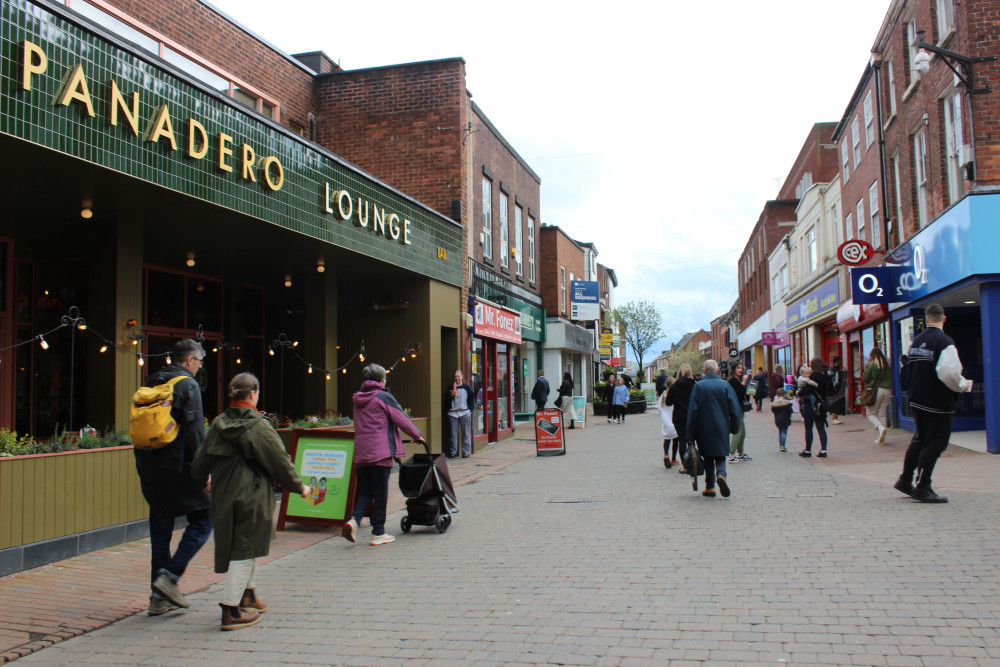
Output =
[{"x1": 473, "y1": 300, "x2": 522, "y2": 344}]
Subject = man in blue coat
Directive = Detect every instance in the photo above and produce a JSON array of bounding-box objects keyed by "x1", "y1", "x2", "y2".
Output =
[{"x1": 686, "y1": 359, "x2": 741, "y2": 498}]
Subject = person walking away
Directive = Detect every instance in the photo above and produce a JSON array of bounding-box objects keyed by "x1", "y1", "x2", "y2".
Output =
[
  {"x1": 445, "y1": 370, "x2": 474, "y2": 458},
  {"x1": 894, "y1": 303, "x2": 973, "y2": 503},
  {"x1": 686, "y1": 360, "x2": 741, "y2": 497},
  {"x1": 657, "y1": 376, "x2": 679, "y2": 466},
  {"x1": 665, "y1": 364, "x2": 696, "y2": 472},
  {"x1": 133, "y1": 338, "x2": 212, "y2": 616},
  {"x1": 752, "y1": 367, "x2": 767, "y2": 411},
  {"x1": 654, "y1": 369, "x2": 669, "y2": 398},
  {"x1": 345, "y1": 364, "x2": 426, "y2": 545},
  {"x1": 191, "y1": 373, "x2": 311, "y2": 631},
  {"x1": 863, "y1": 347, "x2": 894, "y2": 444},
  {"x1": 771, "y1": 395, "x2": 793, "y2": 452},
  {"x1": 602, "y1": 374, "x2": 616, "y2": 423},
  {"x1": 612, "y1": 377, "x2": 629, "y2": 424},
  {"x1": 727, "y1": 363, "x2": 751, "y2": 463},
  {"x1": 768, "y1": 364, "x2": 785, "y2": 401},
  {"x1": 797, "y1": 358, "x2": 831, "y2": 457},
  {"x1": 530, "y1": 369, "x2": 550, "y2": 412},
  {"x1": 827, "y1": 356, "x2": 847, "y2": 424},
  {"x1": 557, "y1": 372, "x2": 575, "y2": 429}
]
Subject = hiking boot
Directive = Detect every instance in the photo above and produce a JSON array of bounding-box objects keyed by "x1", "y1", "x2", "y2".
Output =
[
  {"x1": 702, "y1": 488, "x2": 716, "y2": 497},
  {"x1": 147, "y1": 596, "x2": 179, "y2": 616},
  {"x1": 893, "y1": 479, "x2": 914, "y2": 497},
  {"x1": 220, "y1": 603, "x2": 261, "y2": 631},
  {"x1": 717, "y1": 475, "x2": 731, "y2": 498},
  {"x1": 912, "y1": 486, "x2": 948, "y2": 503},
  {"x1": 343, "y1": 518, "x2": 358, "y2": 543},
  {"x1": 240, "y1": 588, "x2": 267, "y2": 614},
  {"x1": 152, "y1": 572, "x2": 189, "y2": 608},
  {"x1": 370, "y1": 533, "x2": 396, "y2": 545}
]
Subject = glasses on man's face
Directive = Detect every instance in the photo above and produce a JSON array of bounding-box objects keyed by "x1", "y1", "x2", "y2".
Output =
[{"x1": 195, "y1": 357, "x2": 205, "y2": 364}]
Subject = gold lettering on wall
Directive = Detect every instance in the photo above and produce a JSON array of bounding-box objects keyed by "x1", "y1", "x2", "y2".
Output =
[
  {"x1": 187, "y1": 119, "x2": 208, "y2": 159},
  {"x1": 21, "y1": 41, "x2": 47, "y2": 91},
  {"x1": 55, "y1": 64, "x2": 95, "y2": 117},
  {"x1": 145, "y1": 105, "x2": 177, "y2": 149},
  {"x1": 217, "y1": 133, "x2": 233, "y2": 172},
  {"x1": 260, "y1": 156, "x2": 283, "y2": 191},
  {"x1": 108, "y1": 80, "x2": 139, "y2": 136},
  {"x1": 242, "y1": 144, "x2": 256, "y2": 182}
]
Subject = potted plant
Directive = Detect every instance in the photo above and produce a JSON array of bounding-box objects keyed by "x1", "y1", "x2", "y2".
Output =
[
  {"x1": 627, "y1": 388, "x2": 648, "y2": 414},
  {"x1": 592, "y1": 381, "x2": 609, "y2": 416}
]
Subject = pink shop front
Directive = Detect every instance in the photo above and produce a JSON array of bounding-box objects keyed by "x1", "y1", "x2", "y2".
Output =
[{"x1": 470, "y1": 299, "x2": 522, "y2": 444}]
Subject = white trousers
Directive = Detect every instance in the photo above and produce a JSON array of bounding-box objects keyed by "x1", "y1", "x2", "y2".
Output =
[
  {"x1": 867, "y1": 387, "x2": 891, "y2": 430},
  {"x1": 221, "y1": 558, "x2": 257, "y2": 606}
]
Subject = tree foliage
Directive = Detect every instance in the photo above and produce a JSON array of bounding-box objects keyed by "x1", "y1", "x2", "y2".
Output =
[
  {"x1": 667, "y1": 349, "x2": 704, "y2": 374},
  {"x1": 611, "y1": 300, "x2": 664, "y2": 379}
]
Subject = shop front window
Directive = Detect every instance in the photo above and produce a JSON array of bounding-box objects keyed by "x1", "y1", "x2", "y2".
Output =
[
  {"x1": 471, "y1": 338, "x2": 484, "y2": 437},
  {"x1": 497, "y1": 343, "x2": 509, "y2": 430}
]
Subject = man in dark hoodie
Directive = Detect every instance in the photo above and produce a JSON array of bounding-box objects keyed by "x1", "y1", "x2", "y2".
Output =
[{"x1": 133, "y1": 338, "x2": 212, "y2": 616}]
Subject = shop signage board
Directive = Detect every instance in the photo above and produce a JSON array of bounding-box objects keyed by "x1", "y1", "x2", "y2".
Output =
[
  {"x1": 761, "y1": 331, "x2": 789, "y2": 346},
  {"x1": 277, "y1": 430, "x2": 357, "y2": 530},
  {"x1": 473, "y1": 299, "x2": 522, "y2": 344},
  {"x1": 786, "y1": 277, "x2": 840, "y2": 329},
  {"x1": 570, "y1": 281, "x2": 600, "y2": 320},
  {"x1": 850, "y1": 267, "x2": 894, "y2": 304},
  {"x1": 534, "y1": 409, "x2": 566, "y2": 456}
]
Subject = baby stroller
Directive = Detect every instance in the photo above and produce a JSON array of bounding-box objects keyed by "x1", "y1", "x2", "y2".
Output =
[{"x1": 398, "y1": 441, "x2": 459, "y2": 533}]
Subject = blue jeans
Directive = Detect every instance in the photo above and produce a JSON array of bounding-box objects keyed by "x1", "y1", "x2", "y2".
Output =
[
  {"x1": 801, "y1": 396, "x2": 828, "y2": 452},
  {"x1": 148, "y1": 507, "x2": 212, "y2": 592},
  {"x1": 351, "y1": 465, "x2": 392, "y2": 535},
  {"x1": 779, "y1": 428, "x2": 788, "y2": 449},
  {"x1": 449, "y1": 412, "x2": 472, "y2": 456},
  {"x1": 703, "y1": 456, "x2": 727, "y2": 489}
]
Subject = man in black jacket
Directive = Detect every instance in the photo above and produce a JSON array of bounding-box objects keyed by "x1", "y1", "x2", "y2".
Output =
[
  {"x1": 895, "y1": 304, "x2": 973, "y2": 503},
  {"x1": 134, "y1": 338, "x2": 212, "y2": 615},
  {"x1": 530, "y1": 369, "x2": 550, "y2": 412}
]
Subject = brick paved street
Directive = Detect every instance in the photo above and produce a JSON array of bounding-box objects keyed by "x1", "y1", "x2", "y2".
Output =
[{"x1": 9, "y1": 409, "x2": 1000, "y2": 665}]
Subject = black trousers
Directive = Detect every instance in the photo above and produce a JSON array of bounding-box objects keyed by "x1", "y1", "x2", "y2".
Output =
[{"x1": 902, "y1": 408, "x2": 953, "y2": 488}]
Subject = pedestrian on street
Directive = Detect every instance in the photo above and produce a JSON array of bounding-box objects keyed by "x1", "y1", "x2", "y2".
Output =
[
  {"x1": 445, "y1": 370, "x2": 474, "y2": 458},
  {"x1": 797, "y1": 358, "x2": 830, "y2": 457},
  {"x1": 557, "y1": 371, "x2": 575, "y2": 429},
  {"x1": 771, "y1": 395, "x2": 793, "y2": 452},
  {"x1": 530, "y1": 369, "x2": 550, "y2": 412},
  {"x1": 895, "y1": 303, "x2": 973, "y2": 503},
  {"x1": 654, "y1": 369, "x2": 669, "y2": 397},
  {"x1": 727, "y1": 363, "x2": 751, "y2": 463},
  {"x1": 133, "y1": 338, "x2": 212, "y2": 617},
  {"x1": 191, "y1": 373, "x2": 311, "y2": 631},
  {"x1": 657, "y1": 376, "x2": 679, "y2": 467},
  {"x1": 751, "y1": 367, "x2": 767, "y2": 411},
  {"x1": 665, "y1": 363, "x2": 696, "y2": 472},
  {"x1": 602, "y1": 373, "x2": 616, "y2": 423},
  {"x1": 769, "y1": 364, "x2": 785, "y2": 401},
  {"x1": 345, "y1": 364, "x2": 426, "y2": 545},
  {"x1": 686, "y1": 359, "x2": 741, "y2": 498},
  {"x1": 612, "y1": 377, "x2": 629, "y2": 424},
  {"x1": 826, "y1": 356, "x2": 847, "y2": 424},
  {"x1": 863, "y1": 347, "x2": 893, "y2": 444}
]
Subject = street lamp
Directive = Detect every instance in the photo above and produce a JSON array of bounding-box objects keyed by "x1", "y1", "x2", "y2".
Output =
[{"x1": 913, "y1": 31, "x2": 996, "y2": 93}]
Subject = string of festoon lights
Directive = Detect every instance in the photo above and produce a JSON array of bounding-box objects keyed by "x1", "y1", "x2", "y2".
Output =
[{"x1": 0, "y1": 307, "x2": 422, "y2": 376}]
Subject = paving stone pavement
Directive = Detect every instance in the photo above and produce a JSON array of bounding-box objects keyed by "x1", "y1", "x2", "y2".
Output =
[{"x1": 12, "y1": 409, "x2": 1000, "y2": 666}]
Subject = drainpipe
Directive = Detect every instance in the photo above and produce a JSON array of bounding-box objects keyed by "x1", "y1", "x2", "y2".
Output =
[{"x1": 871, "y1": 54, "x2": 893, "y2": 252}]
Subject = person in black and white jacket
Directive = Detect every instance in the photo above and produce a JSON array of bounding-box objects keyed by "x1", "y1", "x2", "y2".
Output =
[{"x1": 894, "y1": 303, "x2": 973, "y2": 504}]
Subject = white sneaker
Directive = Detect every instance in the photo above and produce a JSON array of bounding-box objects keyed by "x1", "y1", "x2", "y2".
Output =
[
  {"x1": 370, "y1": 533, "x2": 395, "y2": 546},
  {"x1": 877, "y1": 426, "x2": 887, "y2": 444},
  {"x1": 831, "y1": 419, "x2": 843, "y2": 425},
  {"x1": 343, "y1": 518, "x2": 358, "y2": 543}
]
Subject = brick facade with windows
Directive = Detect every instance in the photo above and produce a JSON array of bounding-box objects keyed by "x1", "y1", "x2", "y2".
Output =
[{"x1": 539, "y1": 225, "x2": 585, "y2": 320}]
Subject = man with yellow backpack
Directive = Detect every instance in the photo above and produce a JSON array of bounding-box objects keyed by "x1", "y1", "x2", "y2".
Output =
[{"x1": 131, "y1": 338, "x2": 212, "y2": 617}]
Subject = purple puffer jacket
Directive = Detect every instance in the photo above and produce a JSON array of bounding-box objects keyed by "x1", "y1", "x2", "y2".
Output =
[{"x1": 352, "y1": 380, "x2": 423, "y2": 467}]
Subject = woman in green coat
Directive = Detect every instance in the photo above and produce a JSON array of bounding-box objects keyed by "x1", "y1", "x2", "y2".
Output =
[
  {"x1": 862, "y1": 347, "x2": 894, "y2": 444},
  {"x1": 192, "y1": 372, "x2": 310, "y2": 631}
]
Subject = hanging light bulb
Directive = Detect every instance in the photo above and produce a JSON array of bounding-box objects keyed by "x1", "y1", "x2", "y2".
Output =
[
  {"x1": 284, "y1": 274, "x2": 292, "y2": 287},
  {"x1": 342, "y1": 368, "x2": 347, "y2": 374},
  {"x1": 39, "y1": 335, "x2": 49, "y2": 350},
  {"x1": 359, "y1": 352, "x2": 365, "y2": 362},
  {"x1": 326, "y1": 372, "x2": 331, "y2": 381},
  {"x1": 292, "y1": 340, "x2": 299, "y2": 347},
  {"x1": 166, "y1": 355, "x2": 172, "y2": 365},
  {"x1": 308, "y1": 364, "x2": 313, "y2": 374},
  {"x1": 268, "y1": 347, "x2": 275, "y2": 356},
  {"x1": 99, "y1": 344, "x2": 108, "y2": 353},
  {"x1": 212, "y1": 345, "x2": 218, "y2": 353},
  {"x1": 401, "y1": 356, "x2": 406, "y2": 362},
  {"x1": 77, "y1": 323, "x2": 87, "y2": 331},
  {"x1": 316, "y1": 259, "x2": 325, "y2": 273},
  {"x1": 236, "y1": 357, "x2": 242, "y2": 365},
  {"x1": 132, "y1": 338, "x2": 138, "y2": 346},
  {"x1": 138, "y1": 354, "x2": 144, "y2": 367},
  {"x1": 186, "y1": 252, "x2": 195, "y2": 267}
]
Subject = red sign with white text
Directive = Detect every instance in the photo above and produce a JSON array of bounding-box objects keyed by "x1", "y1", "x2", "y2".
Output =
[
  {"x1": 837, "y1": 239, "x2": 876, "y2": 266},
  {"x1": 473, "y1": 300, "x2": 522, "y2": 344},
  {"x1": 534, "y1": 409, "x2": 566, "y2": 455}
]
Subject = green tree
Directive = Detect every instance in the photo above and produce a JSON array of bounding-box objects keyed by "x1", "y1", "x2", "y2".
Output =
[
  {"x1": 611, "y1": 300, "x2": 664, "y2": 382},
  {"x1": 667, "y1": 348, "x2": 703, "y2": 374}
]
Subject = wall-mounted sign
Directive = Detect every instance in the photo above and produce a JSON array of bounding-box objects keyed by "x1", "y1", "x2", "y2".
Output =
[
  {"x1": 851, "y1": 267, "x2": 893, "y2": 304},
  {"x1": 570, "y1": 281, "x2": 600, "y2": 320},
  {"x1": 761, "y1": 331, "x2": 789, "y2": 346},
  {"x1": 837, "y1": 239, "x2": 875, "y2": 266},
  {"x1": 473, "y1": 299, "x2": 522, "y2": 344},
  {"x1": 786, "y1": 277, "x2": 840, "y2": 330}
]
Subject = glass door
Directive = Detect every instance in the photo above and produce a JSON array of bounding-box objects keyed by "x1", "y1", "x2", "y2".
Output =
[{"x1": 485, "y1": 339, "x2": 497, "y2": 442}]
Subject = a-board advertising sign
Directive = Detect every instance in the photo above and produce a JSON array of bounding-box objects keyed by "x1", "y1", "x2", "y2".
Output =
[
  {"x1": 571, "y1": 396, "x2": 587, "y2": 428},
  {"x1": 534, "y1": 409, "x2": 566, "y2": 456},
  {"x1": 641, "y1": 382, "x2": 656, "y2": 405},
  {"x1": 277, "y1": 430, "x2": 357, "y2": 530}
]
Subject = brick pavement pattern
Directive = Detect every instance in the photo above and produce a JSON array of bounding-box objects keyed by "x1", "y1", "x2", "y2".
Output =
[{"x1": 6, "y1": 410, "x2": 1000, "y2": 665}]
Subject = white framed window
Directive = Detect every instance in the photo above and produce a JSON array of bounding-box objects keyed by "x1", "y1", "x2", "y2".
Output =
[
  {"x1": 482, "y1": 178, "x2": 492, "y2": 259},
  {"x1": 528, "y1": 216, "x2": 536, "y2": 282},
  {"x1": 852, "y1": 116, "x2": 861, "y2": 166},
  {"x1": 869, "y1": 181, "x2": 881, "y2": 248},
  {"x1": 780, "y1": 264, "x2": 788, "y2": 294},
  {"x1": 845, "y1": 212, "x2": 854, "y2": 241},
  {"x1": 944, "y1": 92, "x2": 965, "y2": 204},
  {"x1": 887, "y1": 58, "x2": 897, "y2": 116},
  {"x1": 907, "y1": 20, "x2": 920, "y2": 79},
  {"x1": 856, "y1": 199, "x2": 866, "y2": 241},
  {"x1": 514, "y1": 206, "x2": 523, "y2": 275},
  {"x1": 560, "y1": 266, "x2": 567, "y2": 314},
  {"x1": 842, "y1": 142, "x2": 850, "y2": 182},
  {"x1": 937, "y1": 0, "x2": 955, "y2": 40},
  {"x1": 893, "y1": 154, "x2": 903, "y2": 240},
  {"x1": 864, "y1": 91, "x2": 875, "y2": 148},
  {"x1": 914, "y1": 129, "x2": 929, "y2": 228},
  {"x1": 498, "y1": 195, "x2": 509, "y2": 268},
  {"x1": 806, "y1": 227, "x2": 817, "y2": 273}
]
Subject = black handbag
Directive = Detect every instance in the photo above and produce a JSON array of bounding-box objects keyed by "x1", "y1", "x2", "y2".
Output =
[
  {"x1": 682, "y1": 440, "x2": 705, "y2": 489},
  {"x1": 741, "y1": 397, "x2": 753, "y2": 412}
]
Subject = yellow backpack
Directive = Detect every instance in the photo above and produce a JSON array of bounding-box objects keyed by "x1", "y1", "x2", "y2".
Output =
[{"x1": 130, "y1": 376, "x2": 187, "y2": 450}]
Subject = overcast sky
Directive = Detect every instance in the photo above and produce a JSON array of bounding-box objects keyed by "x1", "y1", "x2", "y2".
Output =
[{"x1": 208, "y1": 0, "x2": 893, "y2": 360}]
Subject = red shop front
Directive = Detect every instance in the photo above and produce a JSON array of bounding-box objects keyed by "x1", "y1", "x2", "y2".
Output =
[
  {"x1": 470, "y1": 299, "x2": 522, "y2": 444},
  {"x1": 836, "y1": 300, "x2": 889, "y2": 413}
]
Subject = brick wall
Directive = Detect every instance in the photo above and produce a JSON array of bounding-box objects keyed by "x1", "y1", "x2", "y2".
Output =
[
  {"x1": 738, "y1": 201, "x2": 797, "y2": 332},
  {"x1": 539, "y1": 226, "x2": 585, "y2": 320},
  {"x1": 777, "y1": 122, "x2": 840, "y2": 200}
]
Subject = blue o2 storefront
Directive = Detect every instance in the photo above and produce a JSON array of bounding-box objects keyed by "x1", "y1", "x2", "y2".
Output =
[{"x1": 887, "y1": 193, "x2": 1000, "y2": 453}]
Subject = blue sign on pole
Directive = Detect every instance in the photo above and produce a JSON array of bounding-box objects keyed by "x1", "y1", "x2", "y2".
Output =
[
  {"x1": 850, "y1": 267, "x2": 892, "y2": 304},
  {"x1": 570, "y1": 280, "x2": 600, "y2": 320}
]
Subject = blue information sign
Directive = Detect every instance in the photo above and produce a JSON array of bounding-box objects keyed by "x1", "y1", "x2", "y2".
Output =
[{"x1": 850, "y1": 267, "x2": 893, "y2": 304}]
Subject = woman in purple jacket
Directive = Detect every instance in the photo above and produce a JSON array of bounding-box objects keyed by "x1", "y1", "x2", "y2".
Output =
[{"x1": 343, "y1": 364, "x2": 425, "y2": 546}]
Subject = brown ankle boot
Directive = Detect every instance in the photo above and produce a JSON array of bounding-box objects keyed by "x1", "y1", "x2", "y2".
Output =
[
  {"x1": 220, "y1": 603, "x2": 261, "y2": 631},
  {"x1": 240, "y1": 588, "x2": 267, "y2": 613}
]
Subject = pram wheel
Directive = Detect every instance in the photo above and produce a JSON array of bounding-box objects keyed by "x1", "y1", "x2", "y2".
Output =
[
  {"x1": 400, "y1": 516, "x2": 412, "y2": 533},
  {"x1": 436, "y1": 515, "x2": 450, "y2": 533}
]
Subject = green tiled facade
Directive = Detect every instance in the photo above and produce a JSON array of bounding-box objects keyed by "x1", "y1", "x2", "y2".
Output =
[{"x1": 0, "y1": 0, "x2": 462, "y2": 285}]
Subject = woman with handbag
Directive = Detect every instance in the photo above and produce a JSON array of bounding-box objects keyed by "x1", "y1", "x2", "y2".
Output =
[
  {"x1": 796, "y1": 358, "x2": 831, "y2": 457},
  {"x1": 727, "y1": 363, "x2": 752, "y2": 463},
  {"x1": 665, "y1": 364, "x2": 696, "y2": 472},
  {"x1": 557, "y1": 372, "x2": 575, "y2": 429},
  {"x1": 862, "y1": 347, "x2": 893, "y2": 443}
]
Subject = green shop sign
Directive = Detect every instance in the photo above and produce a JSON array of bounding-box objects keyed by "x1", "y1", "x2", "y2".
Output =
[{"x1": 0, "y1": 1, "x2": 461, "y2": 285}]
